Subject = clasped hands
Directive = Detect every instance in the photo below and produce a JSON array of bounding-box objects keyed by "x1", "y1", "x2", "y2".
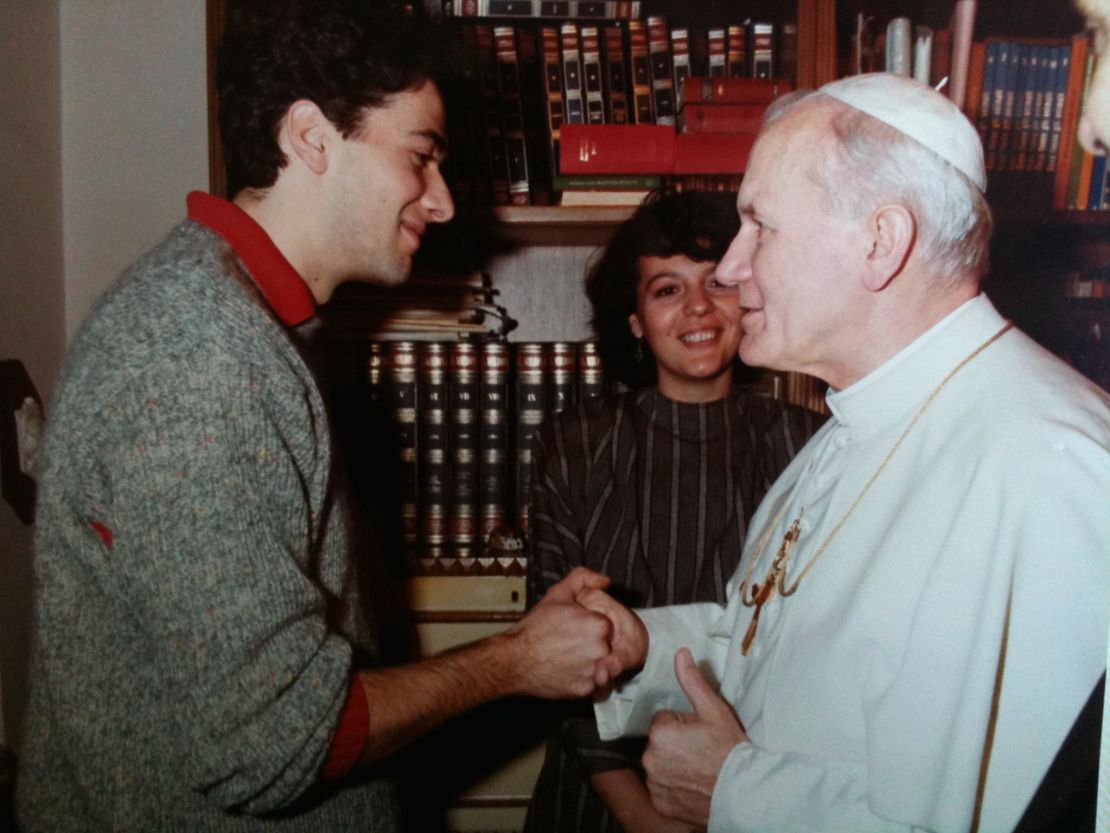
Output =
[{"x1": 514, "y1": 568, "x2": 750, "y2": 828}]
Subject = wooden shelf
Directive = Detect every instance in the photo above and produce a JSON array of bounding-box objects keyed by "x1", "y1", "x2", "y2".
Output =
[{"x1": 490, "y1": 204, "x2": 635, "y2": 247}]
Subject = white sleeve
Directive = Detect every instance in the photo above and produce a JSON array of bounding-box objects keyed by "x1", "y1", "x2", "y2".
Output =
[{"x1": 595, "y1": 602, "x2": 729, "y2": 739}]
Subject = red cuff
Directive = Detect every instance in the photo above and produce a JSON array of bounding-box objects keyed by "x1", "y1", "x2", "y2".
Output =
[{"x1": 321, "y1": 679, "x2": 369, "y2": 781}]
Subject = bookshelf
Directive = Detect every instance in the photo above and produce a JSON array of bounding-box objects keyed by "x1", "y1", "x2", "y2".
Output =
[{"x1": 204, "y1": 1, "x2": 1105, "y2": 830}]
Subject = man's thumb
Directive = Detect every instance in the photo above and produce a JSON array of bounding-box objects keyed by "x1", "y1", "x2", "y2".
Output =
[{"x1": 674, "y1": 647, "x2": 722, "y2": 718}]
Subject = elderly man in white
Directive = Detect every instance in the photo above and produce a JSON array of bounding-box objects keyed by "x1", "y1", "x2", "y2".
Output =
[{"x1": 582, "y1": 73, "x2": 1110, "y2": 833}]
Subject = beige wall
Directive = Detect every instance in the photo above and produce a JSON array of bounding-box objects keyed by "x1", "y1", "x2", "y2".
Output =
[{"x1": 0, "y1": 0, "x2": 207, "y2": 750}]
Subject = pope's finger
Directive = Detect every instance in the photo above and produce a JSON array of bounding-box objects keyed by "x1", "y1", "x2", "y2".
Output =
[{"x1": 674, "y1": 647, "x2": 728, "y2": 719}]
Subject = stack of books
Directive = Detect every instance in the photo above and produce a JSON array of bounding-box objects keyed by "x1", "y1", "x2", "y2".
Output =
[
  {"x1": 438, "y1": 6, "x2": 796, "y2": 207},
  {"x1": 333, "y1": 339, "x2": 608, "y2": 576},
  {"x1": 318, "y1": 271, "x2": 517, "y2": 340},
  {"x1": 556, "y1": 75, "x2": 794, "y2": 204}
]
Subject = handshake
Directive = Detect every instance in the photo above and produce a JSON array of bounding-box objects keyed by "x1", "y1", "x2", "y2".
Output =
[
  {"x1": 503, "y1": 567, "x2": 749, "y2": 828},
  {"x1": 500, "y1": 567, "x2": 650, "y2": 700}
]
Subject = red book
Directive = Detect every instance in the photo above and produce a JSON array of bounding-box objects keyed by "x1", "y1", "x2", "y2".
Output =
[
  {"x1": 681, "y1": 102, "x2": 767, "y2": 134},
  {"x1": 559, "y1": 124, "x2": 675, "y2": 173},
  {"x1": 682, "y1": 76, "x2": 793, "y2": 105},
  {"x1": 673, "y1": 132, "x2": 754, "y2": 174}
]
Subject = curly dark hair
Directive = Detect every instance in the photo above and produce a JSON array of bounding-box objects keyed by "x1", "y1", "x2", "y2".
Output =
[
  {"x1": 585, "y1": 188, "x2": 742, "y2": 388},
  {"x1": 217, "y1": 0, "x2": 445, "y2": 197}
]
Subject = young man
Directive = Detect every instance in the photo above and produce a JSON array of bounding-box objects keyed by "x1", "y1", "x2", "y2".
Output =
[
  {"x1": 580, "y1": 73, "x2": 1110, "y2": 832},
  {"x1": 17, "y1": 3, "x2": 618, "y2": 831}
]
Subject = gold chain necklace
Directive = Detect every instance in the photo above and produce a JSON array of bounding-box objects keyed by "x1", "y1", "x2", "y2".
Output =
[{"x1": 738, "y1": 320, "x2": 1014, "y2": 656}]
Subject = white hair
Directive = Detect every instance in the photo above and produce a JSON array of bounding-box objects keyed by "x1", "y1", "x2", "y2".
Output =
[{"x1": 763, "y1": 90, "x2": 993, "y2": 281}]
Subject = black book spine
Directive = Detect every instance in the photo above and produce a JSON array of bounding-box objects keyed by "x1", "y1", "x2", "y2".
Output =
[
  {"x1": 479, "y1": 342, "x2": 510, "y2": 547},
  {"x1": 449, "y1": 342, "x2": 480, "y2": 556},
  {"x1": 419, "y1": 343, "x2": 450, "y2": 554},
  {"x1": 514, "y1": 343, "x2": 547, "y2": 535},
  {"x1": 541, "y1": 26, "x2": 566, "y2": 182},
  {"x1": 561, "y1": 23, "x2": 585, "y2": 125},
  {"x1": 495, "y1": 25, "x2": 532, "y2": 206},
  {"x1": 581, "y1": 25, "x2": 606, "y2": 124},
  {"x1": 518, "y1": 25, "x2": 555, "y2": 205},
  {"x1": 386, "y1": 341, "x2": 420, "y2": 549},
  {"x1": 603, "y1": 24, "x2": 630, "y2": 124},
  {"x1": 577, "y1": 341, "x2": 605, "y2": 400},
  {"x1": 628, "y1": 20, "x2": 654, "y2": 123},
  {"x1": 477, "y1": 24, "x2": 512, "y2": 205},
  {"x1": 647, "y1": 15, "x2": 675, "y2": 126},
  {"x1": 461, "y1": 25, "x2": 494, "y2": 205},
  {"x1": 548, "y1": 342, "x2": 577, "y2": 414}
]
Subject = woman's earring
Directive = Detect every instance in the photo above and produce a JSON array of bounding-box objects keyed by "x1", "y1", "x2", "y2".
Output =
[{"x1": 635, "y1": 339, "x2": 644, "y2": 363}]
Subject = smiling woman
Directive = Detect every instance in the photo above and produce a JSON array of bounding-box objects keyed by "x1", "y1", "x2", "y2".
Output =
[{"x1": 523, "y1": 189, "x2": 825, "y2": 833}]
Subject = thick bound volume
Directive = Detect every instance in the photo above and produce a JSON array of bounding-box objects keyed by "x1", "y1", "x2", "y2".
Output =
[
  {"x1": 751, "y1": 22, "x2": 775, "y2": 78},
  {"x1": 386, "y1": 342, "x2": 420, "y2": 547},
  {"x1": 540, "y1": 27, "x2": 565, "y2": 185},
  {"x1": 673, "y1": 132, "x2": 754, "y2": 174},
  {"x1": 449, "y1": 343, "x2": 480, "y2": 555},
  {"x1": 671, "y1": 28, "x2": 691, "y2": 108},
  {"x1": 460, "y1": 26, "x2": 494, "y2": 205},
  {"x1": 603, "y1": 25, "x2": 630, "y2": 124},
  {"x1": 494, "y1": 26, "x2": 532, "y2": 204},
  {"x1": 628, "y1": 20, "x2": 654, "y2": 123},
  {"x1": 726, "y1": 24, "x2": 747, "y2": 78},
  {"x1": 561, "y1": 23, "x2": 586, "y2": 125},
  {"x1": 581, "y1": 26, "x2": 606, "y2": 124},
  {"x1": 560, "y1": 124, "x2": 675, "y2": 173},
  {"x1": 681, "y1": 102, "x2": 767, "y2": 134},
  {"x1": 479, "y1": 342, "x2": 510, "y2": 544},
  {"x1": 577, "y1": 342, "x2": 605, "y2": 400},
  {"x1": 707, "y1": 28, "x2": 726, "y2": 77},
  {"x1": 517, "y1": 26, "x2": 554, "y2": 204},
  {"x1": 682, "y1": 75, "x2": 793, "y2": 105},
  {"x1": 647, "y1": 15, "x2": 676, "y2": 126},
  {"x1": 476, "y1": 25, "x2": 512, "y2": 204},
  {"x1": 419, "y1": 343, "x2": 449, "y2": 554},
  {"x1": 548, "y1": 342, "x2": 577, "y2": 414},
  {"x1": 447, "y1": 1, "x2": 641, "y2": 16},
  {"x1": 514, "y1": 344, "x2": 547, "y2": 534}
]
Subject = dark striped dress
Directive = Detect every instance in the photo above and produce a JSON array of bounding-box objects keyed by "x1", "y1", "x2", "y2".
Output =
[{"x1": 523, "y1": 387, "x2": 822, "y2": 833}]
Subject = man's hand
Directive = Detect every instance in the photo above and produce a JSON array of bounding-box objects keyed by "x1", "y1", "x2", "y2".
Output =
[
  {"x1": 538, "y1": 566, "x2": 612, "y2": 606},
  {"x1": 643, "y1": 648, "x2": 749, "y2": 827},
  {"x1": 576, "y1": 586, "x2": 650, "y2": 686},
  {"x1": 504, "y1": 597, "x2": 615, "y2": 699}
]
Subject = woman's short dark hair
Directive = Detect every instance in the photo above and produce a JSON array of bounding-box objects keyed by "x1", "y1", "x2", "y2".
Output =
[
  {"x1": 585, "y1": 188, "x2": 741, "y2": 388},
  {"x1": 217, "y1": 0, "x2": 444, "y2": 197}
]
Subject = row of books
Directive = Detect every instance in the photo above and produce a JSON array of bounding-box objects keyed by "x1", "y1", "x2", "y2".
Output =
[
  {"x1": 1050, "y1": 34, "x2": 1108, "y2": 211},
  {"x1": 442, "y1": 0, "x2": 642, "y2": 18},
  {"x1": 853, "y1": 0, "x2": 978, "y2": 112},
  {"x1": 965, "y1": 39, "x2": 1073, "y2": 175},
  {"x1": 443, "y1": 15, "x2": 794, "y2": 207},
  {"x1": 356, "y1": 339, "x2": 608, "y2": 573}
]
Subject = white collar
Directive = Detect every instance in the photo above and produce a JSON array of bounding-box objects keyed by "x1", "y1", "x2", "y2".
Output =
[{"x1": 826, "y1": 295, "x2": 1008, "y2": 435}]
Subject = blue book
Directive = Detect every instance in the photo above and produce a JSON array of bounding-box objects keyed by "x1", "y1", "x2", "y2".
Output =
[
  {"x1": 1047, "y1": 43, "x2": 1071, "y2": 174},
  {"x1": 1087, "y1": 154, "x2": 1106, "y2": 211},
  {"x1": 977, "y1": 41, "x2": 1000, "y2": 151}
]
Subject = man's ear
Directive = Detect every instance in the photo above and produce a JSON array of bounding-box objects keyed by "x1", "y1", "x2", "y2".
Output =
[
  {"x1": 628, "y1": 313, "x2": 644, "y2": 339},
  {"x1": 278, "y1": 100, "x2": 331, "y2": 176},
  {"x1": 862, "y1": 203, "x2": 915, "y2": 292}
]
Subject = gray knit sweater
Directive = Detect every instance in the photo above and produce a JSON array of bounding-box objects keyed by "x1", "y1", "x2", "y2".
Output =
[{"x1": 18, "y1": 220, "x2": 400, "y2": 831}]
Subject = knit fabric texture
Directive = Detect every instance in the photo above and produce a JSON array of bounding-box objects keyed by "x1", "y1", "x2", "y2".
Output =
[{"x1": 18, "y1": 220, "x2": 400, "y2": 832}]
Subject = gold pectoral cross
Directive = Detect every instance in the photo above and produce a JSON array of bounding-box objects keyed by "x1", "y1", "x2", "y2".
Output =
[{"x1": 740, "y1": 518, "x2": 801, "y2": 656}]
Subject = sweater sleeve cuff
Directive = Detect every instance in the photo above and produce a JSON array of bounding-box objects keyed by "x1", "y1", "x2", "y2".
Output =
[{"x1": 320, "y1": 678, "x2": 368, "y2": 781}]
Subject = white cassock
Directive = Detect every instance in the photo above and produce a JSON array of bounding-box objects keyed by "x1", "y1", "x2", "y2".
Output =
[{"x1": 596, "y1": 294, "x2": 1110, "y2": 833}]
